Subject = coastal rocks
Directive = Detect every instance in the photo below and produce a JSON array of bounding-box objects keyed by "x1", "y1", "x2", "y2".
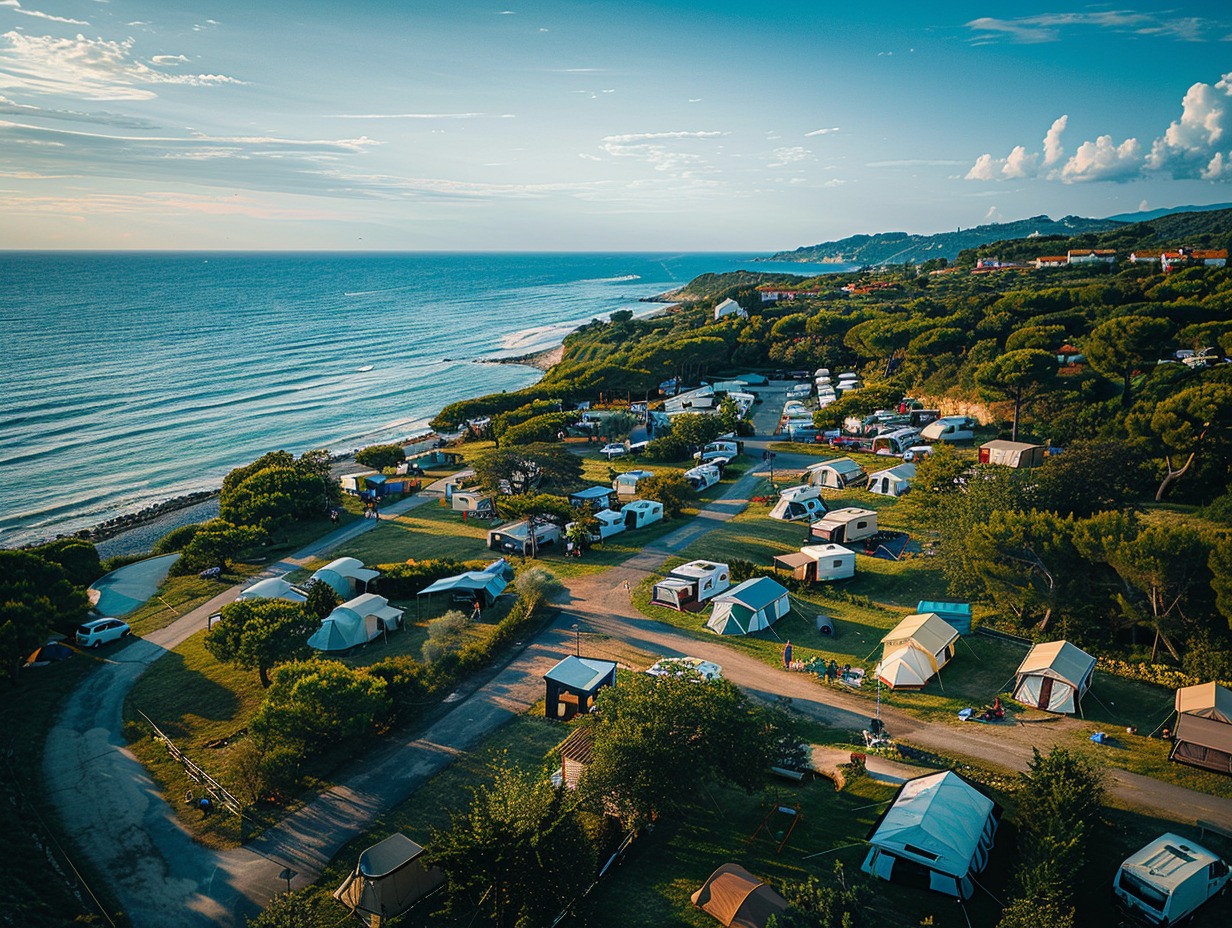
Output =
[{"x1": 77, "y1": 490, "x2": 220, "y2": 543}]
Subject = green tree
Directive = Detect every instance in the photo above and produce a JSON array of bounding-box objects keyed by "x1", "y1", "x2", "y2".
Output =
[
  {"x1": 1210, "y1": 538, "x2": 1232, "y2": 631},
  {"x1": 251, "y1": 660, "x2": 390, "y2": 751},
  {"x1": 205, "y1": 599, "x2": 319, "y2": 687},
  {"x1": 245, "y1": 891, "x2": 321, "y2": 928},
  {"x1": 665, "y1": 413, "x2": 728, "y2": 451},
  {"x1": 974, "y1": 349, "x2": 1057, "y2": 441},
  {"x1": 171, "y1": 519, "x2": 268, "y2": 575},
  {"x1": 581, "y1": 673, "x2": 803, "y2": 829},
  {"x1": 603, "y1": 411, "x2": 639, "y2": 441},
  {"x1": 0, "y1": 550, "x2": 90, "y2": 680},
  {"x1": 1083, "y1": 315, "x2": 1170, "y2": 406},
  {"x1": 302, "y1": 581, "x2": 339, "y2": 622},
  {"x1": 965, "y1": 510, "x2": 1077, "y2": 632},
  {"x1": 355, "y1": 443, "x2": 406, "y2": 470},
  {"x1": 1145, "y1": 382, "x2": 1232, "y2": 500},
  {"x1": 471, "y1": 444, "x2": 583, "y2": 496},
  {"x1": 1031, "y1": 440, "x2": 1152, "y2": 517},
  {"x1": 429, "y1": 766, "x2": 592, "y2": 928},
  {"x1": 220, "y1": 465, "x2": 325, "y2": 530},
  {"x1": 29, "y1": 539, "x2": 103, "y2": 588},
  {"x1": 634, "y1": 473, "x2": 697, "y2": 518}
]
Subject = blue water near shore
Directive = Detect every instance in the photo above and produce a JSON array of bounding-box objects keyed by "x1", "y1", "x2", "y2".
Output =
[{"x1": 0, "y1": 251, "x2": 851, "y2": 547}]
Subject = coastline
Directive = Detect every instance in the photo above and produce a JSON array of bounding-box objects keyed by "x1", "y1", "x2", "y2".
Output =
[{"x1": 489, "y1": 344, "x2": 565, "y2": 372}]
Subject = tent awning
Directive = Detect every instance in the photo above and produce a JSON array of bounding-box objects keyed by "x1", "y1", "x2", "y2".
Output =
[{"x1": 1174, "y1": 712, "x2": 1232, "y2": 754}]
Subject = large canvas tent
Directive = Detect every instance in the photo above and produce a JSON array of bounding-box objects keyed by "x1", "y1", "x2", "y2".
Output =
[
  {"x1": 310, "y1": 557, "x2": 379, "y2": 599},
  {"x1": 691, "y1": 863, "x2": 788, "y2": 928},
  {"x1": 1170, "y1": 682, "x2": 1232, "y2": 774},
  {"x1": 236, "y1": 576, "x2": 307, "y2": 603},
  {"x1": 707, "y1": 577, "x2": 791, "y2": 636},
  {"x1": 334, "y1": 833, "x2": 444, "y2": 925},
  {"x1": 417, "y1": 559, "x2": 512, "y2": 608},
  {"x1": 876, "y1": 613, "x2": 959, "y2": 689},
  {"x1": 308, "y1": 593, "x2": 402, "y2": 652},
  {"x1": 862, "y1": 770, "x2": 999, "y2": 901},
  {"x1": 1011, "y1": 640, "x2": 1095, "y2": 715}
]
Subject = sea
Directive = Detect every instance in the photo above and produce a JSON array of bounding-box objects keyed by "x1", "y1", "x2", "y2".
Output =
[{"x1": 0, "y1": 252, "x2": 852, "y2": 549}]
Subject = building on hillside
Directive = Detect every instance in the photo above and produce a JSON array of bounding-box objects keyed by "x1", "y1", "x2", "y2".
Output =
[
  {"x1": 1129, "y1": 250, "x2": 1163, "y2": 264},
  {"x1": 713, "y1": 297, "x2": 749, "y2": 321},
  {"x1": 756, "y1": 284, "x2": 822, "y2": 302},
  {"x1": 1067, "y1": 249, "x2": 1117, "y2": 264},
  {"x1": 1162, "y1": 248, "x2": 1228, "y2": 271},
  {"x1": 1033, "y1": 255, "x2": 1069, "y2": 268}
]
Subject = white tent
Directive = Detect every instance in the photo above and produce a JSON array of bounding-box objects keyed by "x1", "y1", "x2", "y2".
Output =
[
  {"x1": 867, "y1": 463, "x2": 916, "y2": 497},
  {"x1": 417, "y1": 559, "x2": 512, "y2": 608},
  {"x1": 876, "y1": 645, "x2": 939, "y2": 690},
  {"x1": 707, "y1": 577, "x2": 791, "y2": 635},
  {"x1": 236, "y1": 577, "x2": 307, "y2": 603},
  {"x1": 862, "y1": 770, "x2": 998, "y2": 901},
  {"x1": 309, "y1": 593, "x2": 402, "y2": 652},
  {"x1": 769, "y1": 485, "x2": 827, "y2": 522},
  {"x1": 806, "y1": 457, "x2": 868, "y2": 489},
  {"x1": 310, "y1": 557, "x2": 380, "y2": 599},
  {"x1": 875, "y1": 613, "x2": 960, "y2": 690},
  {"x1": 1012, "y1": 640, "x2": 1095, "y2": 715}
]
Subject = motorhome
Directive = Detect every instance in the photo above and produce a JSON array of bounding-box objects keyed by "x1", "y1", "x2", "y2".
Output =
[
  {"x1": 769, "y1": 485, "x2": 828, "y2": 522},
  {"x1": 921, "y1": 416, "x2": 976, "y2": 443},
  {"x1": 1113, "y1": 834, "x2": 1230, "y2": 926}
]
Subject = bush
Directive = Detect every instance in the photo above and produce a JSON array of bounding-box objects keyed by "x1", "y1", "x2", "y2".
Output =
[
  {"x1": 355, "y1": 443, "x2": 406, "y2": 470},
  {"x1": 375, "y1": 559, "x2": 466, "y2": 598},
  {"x1": 515, "y1": 567, "x2": 565, "y2": 603},
  {"x1": 635, "y1": 474, "x2": 696, "y2": 518},
  {"x1": 152, "y1": 523, "x2": 205, "y2": 555},
  {"x1": 645, "y1": 433, "x2": 693, "y2": 462}
]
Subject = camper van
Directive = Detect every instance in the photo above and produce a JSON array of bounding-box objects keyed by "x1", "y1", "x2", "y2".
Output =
[
  {"x1": 808, "y1": 507, "x2": 878, "y2": 545},
  {"x1": 684, "y1": 463, "x2": 721, "y2": 492},
  {"x1": 871, "y1": 428, "x2": 921, "y2": 456},
  {"x1": 566, "y1": 508, "x2": 625, "y2": 543},
  {"x1": 651, "y1": 560, "x2": 731, "y2": 610},
  {"x1": 1113, "y1": 833, "x2": 1230, "y2": 926},
  {"x1": 920, "y1": 416, "x2": 976, "y2": 443},
  {"x1": 450, "y1": 490, "x2": 496, "y2": 518},
  {"x1": 769, "y1": 485, "x2": 828, "y2": 522}
]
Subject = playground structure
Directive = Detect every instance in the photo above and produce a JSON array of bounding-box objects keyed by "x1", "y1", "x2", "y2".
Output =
[{"x1": 747, "y1": 792, "x2": 802, "y2": 854}]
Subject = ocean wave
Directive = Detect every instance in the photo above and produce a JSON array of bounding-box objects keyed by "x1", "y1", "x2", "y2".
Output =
[{"x1": 576, "y1": 274, "x2": 641, "y2": 283}]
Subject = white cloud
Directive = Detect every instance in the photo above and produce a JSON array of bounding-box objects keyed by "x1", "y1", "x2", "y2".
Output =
[
  {"x1": 601, "y1": 130, "x2": 724, "y2": 143},
  {"x1": 985, "y1": 205, "x2": 1001, "y2": 221},
  {"x1": 598, "y1": 130, "x2": 726, "y2": 176},
  {"x1": 1001, "y1": 145, "x2": 1039, "y2": 178},
  {"x1": 151, "y1": 55, "x2": 189, "y2": 66},
  {"x1": 0, "y1": 0, "x2": 88, "y2": 25},
  {"x1": 322, "y1": 112, "x2": 493, "y2": 119},
  {"x1": 965, "y1": 11, "x2": 1220, "y2": 44},
  {"x1": 1145, "y1": 76, "x2": 1232, "y2": 177},
  {"x1": 822, "y1": 178, "x2": 845, "y2": 188},
  {"x1": 767, "y1": 146, "x2": 809, "y2": 168},
  {"x1": 0, "y1": 32, "x2": 243, "y2": 101},
  {"x1": 805, "y1": 127, "x2": 839, "y2": 137},
  {"x1": 1060, "y1": 134, "x2": 1143, "y2": 182},
  {"x1": 968, "y1": 115, "x2": 1067, "y2": 180},
  {"x1": 1043, "y1": 115, "x2": 1067, "y2": 165}
]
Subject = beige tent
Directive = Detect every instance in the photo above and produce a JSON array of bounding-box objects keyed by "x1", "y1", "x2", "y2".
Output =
[
  {"x1": 1171, "y1": 682, "x2": 1232, "y2": 775},
  {"x1": 1011, "y1": 641, "x2": 1095, "y2": 715},
  {"x1": 876, "y1": 644, "x2": 940, "y2": 690},
  {"x1": 875, "y1": 613, "x2": 959, "y2": 689},
  {"x1": 691, "y1": 863, "x2": 788, "y2": 928},
  {"x1": 334, "y1": 833, "x2": 444, "y2": 925}
]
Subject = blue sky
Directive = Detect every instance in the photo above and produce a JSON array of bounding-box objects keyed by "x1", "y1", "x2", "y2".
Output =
[{"x1": 2, "y1": 2, "x2": 1232, "y2": 251}]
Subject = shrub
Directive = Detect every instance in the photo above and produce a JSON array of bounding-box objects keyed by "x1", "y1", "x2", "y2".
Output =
[
  {"x1": 375, "y1": 559, "x2": 466, "y2": 598},
  {"x1": 515, "y1": 567, "x2": 565, "y2": 603},
  {"x1": 356, "y1": 443, "x2": 406, "y2": 470},
  {"x1": 152, "y1": 523, "x2": 205, "y2": 555}
]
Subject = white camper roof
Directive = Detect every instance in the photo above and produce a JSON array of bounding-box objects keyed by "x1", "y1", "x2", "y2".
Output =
[
  {"x1": 869, "y1": 771, "x2": 996, "y2": 878},
  {"x1": 800, "y1": 543, "x2": 854, "y2": 561},
  {"x1": 672, "y1": 560, "x2": 728, "y2": 581},
  {"x1": 1120, "y1": 834, "x2": 1224, "y2": 896}
]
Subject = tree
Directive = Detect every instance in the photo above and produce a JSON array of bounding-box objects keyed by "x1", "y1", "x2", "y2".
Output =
[
  {"x1": 429, "y1": 766, "x2": 592, "y2": 928},
  {"x1": 0, "y1": 550, "x2": 90, "y2": 681},
  {"x1": 251, "y1": 660, "x2": 389, "y2": 752},
  {"x1": 965, "y1": 510, "x2": 1077, "y2": 632},
  {"x1": 634, "y1": 473, "x2": 697, "y2": 518},
  {"x1": 1084, "y1": 315, "x2": 1170, "y2": 406},
  {"x1": 975, "y1": 349, "x2": 1057, "y2": 441},
  {"x1": 355, "y1": 443, "x2": 406, "y2": 470},
  {"x1": 220, "y1": 465, "x2": 326, "y2": 530},
  {"x1": 665, "y1": 413, "x2": 728, "y2": 451},
  {"x1": 245, "y1": 891, "x2": 321, "y2": 928},
  {"x1": 205, "y1": 599, "x2": 319, "y2": 687},
  {"x1": 1031, "y1": 440, "x2": 1152, "y2": 517},
  {"x1": 580, "y1": 673, "x2": 803, "y2": 829},
  {"x1": 302, "y1": 581, "x2": 339, "y2": 622},
  {"x1": 29, "y1": 539, "x2": 103, "y2": 588},
  {"x1": 1145, "y1": 382, "x2": 1232, "y2": 500},
  {"x1": 768, "y1": 863, "x2": 871, "y2": 928},
  {"x1": 471, "y1": 444, "x2": 583, "y2": 496},
  {"x1": 171, "y1": 519, "x2": 268, "y2": 575},
  {"x1": 496, "y1": 492, "x2": 575, "y2": 557}
]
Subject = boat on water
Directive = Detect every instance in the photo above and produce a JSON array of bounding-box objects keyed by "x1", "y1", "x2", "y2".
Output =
[{"x1": 358, "y1": 365, "x2": 374, "y2": 372}]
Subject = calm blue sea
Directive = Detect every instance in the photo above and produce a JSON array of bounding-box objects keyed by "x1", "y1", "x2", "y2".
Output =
[{"x1": 0, "y1": 252, "x2": 850, "y2": 547}]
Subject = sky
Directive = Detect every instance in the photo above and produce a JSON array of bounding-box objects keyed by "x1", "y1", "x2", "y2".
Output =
[{"x1": 2, "y1": 1, "x2": 1232, "y2": 252}]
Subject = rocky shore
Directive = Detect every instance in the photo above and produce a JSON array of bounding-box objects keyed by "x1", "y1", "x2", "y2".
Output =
[{"x1": 79, "y1": 490, "x2": 220, "y2": 544}]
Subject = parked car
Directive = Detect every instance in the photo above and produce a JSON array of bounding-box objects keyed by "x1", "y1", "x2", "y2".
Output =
[
  {"x1": 600, "y1": 443, "x2": 627, "y2": 459},
  {"x1": 76, "y1": 618, "x2": 131, "y2": 648},
  {"x1": 646, "y1": 657, "x2": 723, "y2": 681}
]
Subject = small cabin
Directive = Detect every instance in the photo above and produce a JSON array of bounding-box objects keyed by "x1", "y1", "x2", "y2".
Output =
[
  {"x1": 623, "y1": 499, "x2": 664, "y2": 530},
  {"x1": 979, "y1": 440, "x2": 1046, "y2": 469},
  {"x1": 613, "y1": 469, "x2": 656, "y2": 499},
  {"x1": 487, "y1": 519, "x2": 561, "y2": 555},
  {"x1": 806, "y1": 457, "x2": 868, "y2": 489},
  {"x1": 544, "y1": 656, "x2": 617, "y2": 720},
  {"x1": 773, "y1": 543, "x2": 855, "y2": 582},
  {"x1": 769, "y1": 485, "x2": 828, "y2": 522},
  {"x1": 652, "y1": 560, "x2": 731, "y2": 611},
  {"x1": 807, "y1": 507, "x2": 878, "y2": 545}
]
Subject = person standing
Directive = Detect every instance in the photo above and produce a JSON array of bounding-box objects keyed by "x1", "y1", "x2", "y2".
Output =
[{"x1": 782, "y1": 640, "x2": 793, "y2": 668}]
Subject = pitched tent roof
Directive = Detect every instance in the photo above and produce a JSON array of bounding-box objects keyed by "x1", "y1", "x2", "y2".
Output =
[
  {"x1": 867, "y1": 771, "x2": 996, "y2": 879},
  {"x1": 333, "y1": 833, "x2": 445, "y2": 920},
  {"x1": 1176, "y1": 682, "x2": 1232, "y2": 723},
  {"x1": 418, "y1": 559, "x2": 512, "y2": 603},
  {"x1": 544, "y1": 656, "x2": 618, "y2": 691},
  {"x1": 310, "y1": 556, "x2": 379, "y2": 597},
  {"x1": 881, "y1": 613, "x2": 959, "y2": 658},
  {"x1": 707, "y1": 577, "x2": 791, "y2": 635},
  {"x1": 1012, "y1": 640, "x2": 1096, "y2": 715},
  {"x1": 236, "y1": 577, "x2": 307, "y2": 603},
  {"x1": 876, "y1": 643, "x2": 939, "y2": 689},
  {"x1": 690, "y1": 863, "x2": 788, "y2": 928},
  {"x1": 308, "y1": 594, "x2": 399, "y2": 652}
]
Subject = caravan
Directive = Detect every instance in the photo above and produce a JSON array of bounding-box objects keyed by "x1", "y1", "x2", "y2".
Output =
[
  {"x1": 871, "y1": 429, "x2": 921, "y2": 456},
  {"x1": 921, "y1": 416, "x2": 976, "y2": 443},
  {"x1": 566, "y1": 508, "x2": 625, "y2": 543},
  {"x1": 773, "y1": 544, "x2": 856, "y2": 582},
  {"x1": 1113, "y1": 834, "x2": 1230, "y2": 926},
  {"x1": 808, "y1": 508, "x2": 878, "y2": 545},
  {"x1": 684, "y1": 463, "x2": 721, "y2": 492},
  {"x1": 651, "y1": 560, "x2": 731, "y2": 610},
  {"x1": 769, "y1": 485, "x2": 828, "y2": 522},
  {"x1": 450, "y1": 489, "x2": 495, "y2": 518}
]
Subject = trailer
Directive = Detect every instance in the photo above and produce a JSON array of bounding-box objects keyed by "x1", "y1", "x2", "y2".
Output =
[{"x1": 1113, "y1": 833, "x2": 1230, "y2": 926}]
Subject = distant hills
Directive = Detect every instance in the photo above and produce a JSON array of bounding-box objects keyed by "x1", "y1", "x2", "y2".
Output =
[{"x1": 763, "y1": 205, "x2": 1232, "y2": 266}]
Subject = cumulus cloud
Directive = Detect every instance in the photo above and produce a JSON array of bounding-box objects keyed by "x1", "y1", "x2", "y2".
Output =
[
  {"x1": 966, "y1": 115, "x2": 1067, "y2": 180},
  {"x1": 1060, "y1": 134, "x2": 1143, "y2": 182},
  {"x1": 1043, "y1": 115, "x2": 1067, "y2": 165},
  {"x1": 0, "y1": 31, "x2": 242, "y2": 101},
  {"x1": 598, "y1": 130, "x2": 726, "y2": 176},
  {"x1": 1145, "y1": 74, "x2": 1232, "y2": 178}
]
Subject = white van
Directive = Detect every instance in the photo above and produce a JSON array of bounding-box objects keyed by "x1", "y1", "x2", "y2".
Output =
[
  {"x1": 920, "y1": 416, "x2": 976, "y2": 443},
  {"x1": 1113, "y1": 833, "x2": 1230, "y2": 926}
]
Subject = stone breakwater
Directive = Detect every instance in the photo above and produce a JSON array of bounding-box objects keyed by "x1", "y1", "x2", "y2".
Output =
[{"x1": 76, "y1": 490, "x2": 221, "y2": 543}]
